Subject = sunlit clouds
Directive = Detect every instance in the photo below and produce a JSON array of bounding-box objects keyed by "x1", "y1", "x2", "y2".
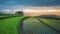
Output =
[
  {"x1": 23, "y1": 9, "x2": 59, "y2": 12},
  {"x1": 23, "y1": 6, "x2": 60, "y2": 16},
  {"x1": 0, "y1": 6, "x2": 60, "y2": 16}
]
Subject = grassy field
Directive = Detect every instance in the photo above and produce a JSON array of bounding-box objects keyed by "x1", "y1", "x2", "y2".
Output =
[
  {"x1": 0, "y1": 14, "x2": 26, "y2": 34},
  {"x1": 0, "y1": 14, "x2": 60, "y2": 34}
]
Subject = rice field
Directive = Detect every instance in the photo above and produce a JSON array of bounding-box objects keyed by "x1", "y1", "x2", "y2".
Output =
[
  {"x1": 22, "y1": 17, "x2": 60, "y2": 34},
  {"x1": 0, "y1": 14, "x2": 60, "y2": 34}
]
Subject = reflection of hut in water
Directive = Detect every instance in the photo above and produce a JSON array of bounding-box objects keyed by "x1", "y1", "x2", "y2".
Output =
[{"x1": 14, "y1": 11, "x2": 24, "y2": 16}]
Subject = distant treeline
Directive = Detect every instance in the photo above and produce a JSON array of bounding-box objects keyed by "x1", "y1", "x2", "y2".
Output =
[
  {"x1": 36, "y1": 14, "x2": 60, "y2": 20},
  {"x1": 0, "y1": 14, "x2": 14, "y2": 16}
]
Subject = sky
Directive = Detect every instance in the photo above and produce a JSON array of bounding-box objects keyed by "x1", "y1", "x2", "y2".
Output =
[{"x1": 0, "y1": 0, "x2": 60, "y2": 14}]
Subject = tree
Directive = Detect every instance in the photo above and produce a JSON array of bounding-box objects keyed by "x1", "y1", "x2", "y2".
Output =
[{"x1": 15, "y1": 11, "x2": 24, "y2": 16}]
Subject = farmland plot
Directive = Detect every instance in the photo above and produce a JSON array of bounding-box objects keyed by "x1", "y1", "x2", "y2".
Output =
[{"x1": 22, "y1": 18, "x2": 60, "y2": 34}]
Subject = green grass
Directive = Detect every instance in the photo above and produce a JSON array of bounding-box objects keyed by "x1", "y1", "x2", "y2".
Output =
[{"x1": 0, "y1": 16, "x2": 25, "y2": 34}]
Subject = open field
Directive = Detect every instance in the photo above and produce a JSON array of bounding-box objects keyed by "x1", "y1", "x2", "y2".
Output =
[{"x1": 0, "y1": 14, "x2": 60, "y2": 34}]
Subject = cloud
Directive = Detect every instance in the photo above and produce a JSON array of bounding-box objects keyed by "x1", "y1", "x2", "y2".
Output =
[
  {"x1": 0, "y1": 0, "x2": 60, "y2": 14},
  {"x1": 0, "y1": 0, "x2": 60, "y2": 6}
]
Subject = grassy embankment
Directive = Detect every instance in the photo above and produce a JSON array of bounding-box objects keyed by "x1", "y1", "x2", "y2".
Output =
[{"x1": 0, "y1": 14, "x2": 25, "y2": 34}]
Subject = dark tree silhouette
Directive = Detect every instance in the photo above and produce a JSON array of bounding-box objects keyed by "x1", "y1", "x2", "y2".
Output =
[
  {"x1": 15, "y1": 11, "x2": 24, "y2": 16},
  {"x1": 36, "y1": 14, "x2": 60, "y2": 20}
]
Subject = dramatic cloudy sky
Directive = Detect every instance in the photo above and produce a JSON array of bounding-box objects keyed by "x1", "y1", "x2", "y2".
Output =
[{"x1": 0, "y1": 0, "x2": 60, "y2": 14}]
